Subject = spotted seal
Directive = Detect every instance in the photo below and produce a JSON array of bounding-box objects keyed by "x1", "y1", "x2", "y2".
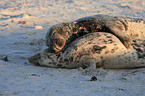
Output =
[
  {"x1": 46, "y1": 14, "x2": 145, "y2": 53},
  {"x1": 29, "y1": 32, "x2": 145, "y2": 71}
]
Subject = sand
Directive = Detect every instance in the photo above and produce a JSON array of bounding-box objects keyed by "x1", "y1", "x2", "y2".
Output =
[{"x1": 0, "y1": 0, "x2": 145, "y2": 96}]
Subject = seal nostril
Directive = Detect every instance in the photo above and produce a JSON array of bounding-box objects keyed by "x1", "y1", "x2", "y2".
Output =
[
  {"x1": 28, "y1": 58, "x2": 32, "y2": 63},
  {"x1": 28, "y1": 56, "x2": 40, "y2": 65},
  {"x1": 34, "y1": 62, "x2": 40, "y2": 66}
]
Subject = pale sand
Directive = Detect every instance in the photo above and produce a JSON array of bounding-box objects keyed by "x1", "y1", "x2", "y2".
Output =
[{"x1": 0, "y1": 0, "x2": 145, "y2": 96}]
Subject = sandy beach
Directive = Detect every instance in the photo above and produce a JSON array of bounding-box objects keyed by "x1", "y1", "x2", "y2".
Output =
[{"x1": 0, "y1": 0, "x2": 145, "y2": 96}]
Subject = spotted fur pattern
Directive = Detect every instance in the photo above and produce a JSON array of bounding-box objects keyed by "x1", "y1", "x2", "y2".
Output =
[
  {"x1": 46, "y1": 14, "x2": 145, "y2": 53},
  {"x1": 29, "y1": 32, "x2": 145, "y2": 69}
]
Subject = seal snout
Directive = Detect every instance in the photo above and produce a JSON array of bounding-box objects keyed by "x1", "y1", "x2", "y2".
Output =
[{"x1": 28, "y1": 53, "x2": 41, "y2": 66}]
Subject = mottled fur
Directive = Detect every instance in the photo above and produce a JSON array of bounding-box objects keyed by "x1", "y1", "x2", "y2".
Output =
[
  {"x1": 29, "y1": 32, "x2": 145, "y2": 70},
  {"x1": 46, "y1": 14, "x2": 145, "y2": 53}
]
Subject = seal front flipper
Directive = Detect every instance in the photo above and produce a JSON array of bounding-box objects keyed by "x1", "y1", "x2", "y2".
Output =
[
  {"x1": 46, "y1": 22, "x2": 78, "y2": 53},
  {"x1": 79, "y1": 55, "x2": 102, "y2": 75},
  {"x1": 79, "y1": 60, "x2": 105, "y2": 75},
  {"x1": 83, "y1": 59, "x2": 96, "y2": 74},
  {"x1": 109, "y1": 27, "x2": 132, "y2": 48}
]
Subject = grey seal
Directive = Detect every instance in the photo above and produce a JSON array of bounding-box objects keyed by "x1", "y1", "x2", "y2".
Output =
[
  {"x1": 29, "y1": 32, "x2": 145, "y2": 71},
  {"x1": 46, "y1": 15, "x2": 145, "y2": 53}
]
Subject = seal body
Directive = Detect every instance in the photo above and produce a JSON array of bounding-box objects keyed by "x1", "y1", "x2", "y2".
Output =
[
  {"x1": 29, "y1": 32, "x2": 145, "y2": 69},
  {"x1": 46, "y1": 14, "x2": 145, "y2": 53}
]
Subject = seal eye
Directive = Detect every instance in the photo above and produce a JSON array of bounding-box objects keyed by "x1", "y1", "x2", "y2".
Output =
[
  {"x1": 81, "y1": 29, "x2": 85, "y2": 32},
  {"x1": 37, "y1": 53, "x2": 41, "y2": 59},
  {"x1": 73, "y1": 28, "x2": 76, "y2": 32},
  {"x1": 55, "y1": 40, "x2": 62, "y2": 47}
]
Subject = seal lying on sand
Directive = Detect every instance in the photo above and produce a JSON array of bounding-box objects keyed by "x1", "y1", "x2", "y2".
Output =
[
  {"x1": 29, "y1": 32, "x2": 145, "y2": 71},
  {"x1": 46, "y1": 14, "x2": 145, "y2": 53}
]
